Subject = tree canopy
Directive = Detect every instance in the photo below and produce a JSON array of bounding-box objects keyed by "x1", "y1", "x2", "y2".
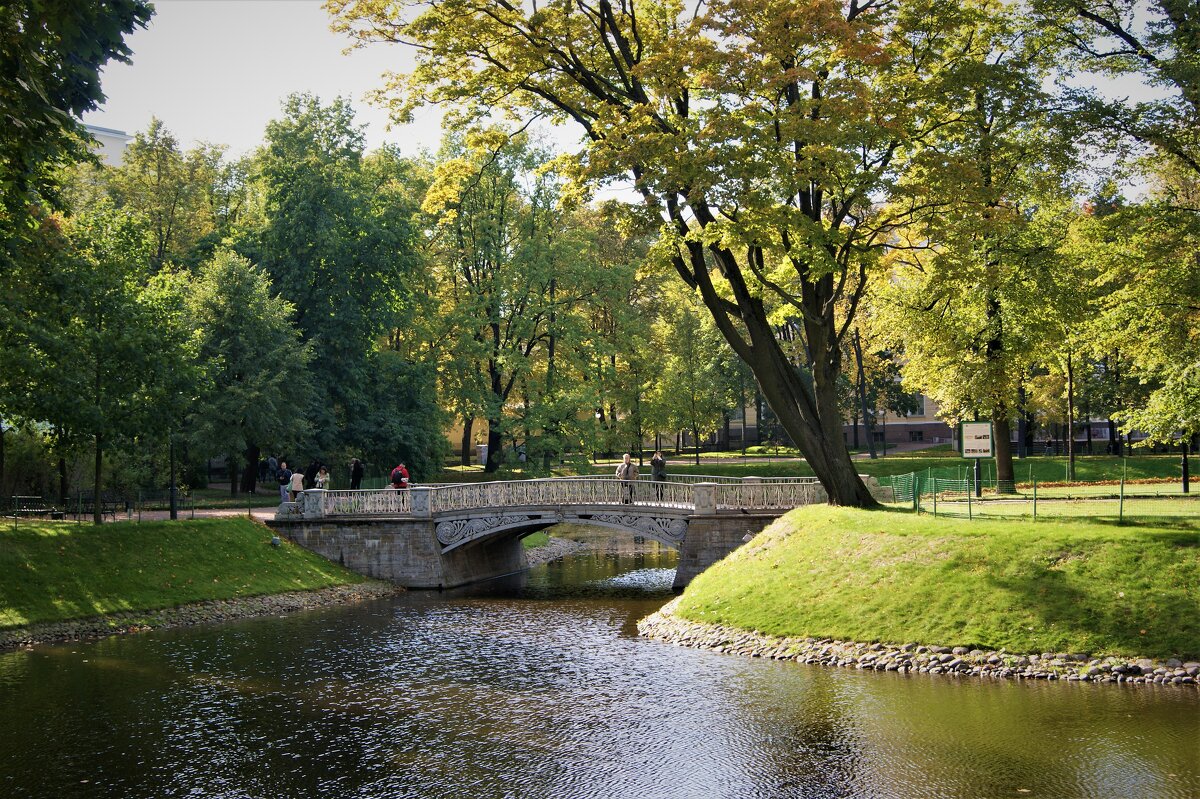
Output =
[
  {"x1": 0, "y1": 0, "x2": 151, "y2": 217},
  {"x1": 328, "y1": 0, "x2": 1023, "y2": 504}
]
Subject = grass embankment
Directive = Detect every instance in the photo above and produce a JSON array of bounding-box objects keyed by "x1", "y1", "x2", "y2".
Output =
[
  {"x1": 0, "y1": 518, "x2": 365, "y2": 629},
  {"x1": 675, "y1": 506, "x2": 1200, "y2": 660}
]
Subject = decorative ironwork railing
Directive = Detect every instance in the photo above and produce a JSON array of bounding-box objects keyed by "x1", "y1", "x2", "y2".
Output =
[
  {"x1": 429, "y1": 478, "x2": 694, "y2": 513},
  {"x1": 291, "y1": 476, "x2": 829, "y2": 519},
  {"x1": 544, "y1": 473, "x2": 822, "y2": 485},
  {"x1": 713, "y1": 481, "x2": 827, "y2": 510},
  {"x1": 312, "y1": 489, "x2": 411, "y2": 516}
]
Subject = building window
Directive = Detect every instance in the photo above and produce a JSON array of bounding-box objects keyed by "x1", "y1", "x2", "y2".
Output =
[
  {"x1": 905, "y1": 393, "x2": 926, "y2": 417},
  {"x1": 872, "y1": 431, "x2": 885, "y2": 443},
  {"x1": 909, "y1": 430, "x2": 924, "y2": 442}
]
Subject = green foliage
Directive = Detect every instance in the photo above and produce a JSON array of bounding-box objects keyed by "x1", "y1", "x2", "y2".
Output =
[
  {"x1": 1031, "y1": 0, "x2": 1199, "y2": 179},
  {"x1": 0, "y1": 200, "x2": 199, "y2": 513},
  {"x1": 344, "y1": 350, "x2": 448, "y2": 481},
  {"x1": 420, "y1": 131, "x2": 643, "y2": 470},
  {"x1": 331, "y1": 0, "x2": 1006, "y2": 504},
  {"x1": 0, "y1": 0, "x2": 152, "y2": 216},
  {"x1": 648, "y1": 286, "x2": 735, "y2": 461},
  {"x1": 1068, "y1": 183, "x2": 1200, "y2": 444},
  {"x1": 0, "y1": 518, "x2": 365, "y2": 628},
  {"x1": 186, "y1": 249, "x2": 313, "y2": 471},
  {"x1": 103, "y1": 118, "x2": 221, "y2": 270},
  {"x1": 254, "y1": 94, "x2": 419, "y2": 454},
  {"x1": 676, "y1": 505, "x2": 1200, "y2": 659}
]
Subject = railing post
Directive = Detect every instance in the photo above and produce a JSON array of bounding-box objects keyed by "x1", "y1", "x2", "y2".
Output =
[
  {"x1": 410, "y1": 486, "x2": 432, "y2": 518},
  {"x1": 693, "y1": 482, "x2": 717, "y2": 514},
  {"x1": 302, "y1": 490, "x2": 323, "y2": 520}
]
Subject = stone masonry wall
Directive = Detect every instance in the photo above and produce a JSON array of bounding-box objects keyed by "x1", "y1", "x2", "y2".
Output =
[
  {"x1": 267, "y1": 518, "x2": 527, "y2": 589},
  {"x1": 674, "y1": 512, "x2": 781, "y2": 590}
]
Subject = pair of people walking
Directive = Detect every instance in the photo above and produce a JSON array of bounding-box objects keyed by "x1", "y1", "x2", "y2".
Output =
[
  {"x1": 615, "y1": 452, "x2": 669, "y2": 504},
  {"x1": 278, "y1": 460, "x2": 330, "y2": 502}
]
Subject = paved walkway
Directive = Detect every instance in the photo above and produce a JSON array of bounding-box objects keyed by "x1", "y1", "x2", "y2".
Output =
[{"x1": 79, "y1": 507, "x2": 278, "y2": 524}]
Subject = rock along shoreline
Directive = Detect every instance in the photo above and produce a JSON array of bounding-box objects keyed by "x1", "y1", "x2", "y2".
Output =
[
  {"x1": 0, "y1": 581, "x2": 402, "y2": 651},
  {"x1": 639, "y1": 598, "x2": 1199, "y2": 690}
]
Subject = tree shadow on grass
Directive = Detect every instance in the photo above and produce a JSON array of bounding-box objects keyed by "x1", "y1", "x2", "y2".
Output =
[{"x1": 984, "y1": 559, "x2": 1200, "y2": 660}]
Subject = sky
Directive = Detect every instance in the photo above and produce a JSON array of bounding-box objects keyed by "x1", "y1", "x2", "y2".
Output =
[{"x1": 84, "y1": 0, "x2": 459, "y2": 157}]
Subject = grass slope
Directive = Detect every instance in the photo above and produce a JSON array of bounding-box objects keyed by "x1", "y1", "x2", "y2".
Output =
[
  {"x1": 0, "y1": 518, "x2": 365, "y2": 628},
  {"x1": 675, "y1": 507, "x2": 1200, "y2": 659}
]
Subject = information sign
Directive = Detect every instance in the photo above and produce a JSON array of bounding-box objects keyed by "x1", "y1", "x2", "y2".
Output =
[{"x1": 960, "y1": 422, "x2": 994, "y2": 459}]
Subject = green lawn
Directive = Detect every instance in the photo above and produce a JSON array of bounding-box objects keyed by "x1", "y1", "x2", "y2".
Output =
[
  {"x1": 675, "y1": 506, "x2": 1200, "y2": 659},
  {"x1": 431, "y1": 453, "x2": 1191, "y2": 488},
  {"x1": 521, "y1": 531, "x2": 550, "y2": 548},
  {"x1": 0, "y1": 518, "x2": 365, "y2": 628}
]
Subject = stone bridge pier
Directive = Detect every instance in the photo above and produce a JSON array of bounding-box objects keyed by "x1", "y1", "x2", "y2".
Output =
[{"x1": 272, "y1": 516, "x2": 543, "y2": 590}]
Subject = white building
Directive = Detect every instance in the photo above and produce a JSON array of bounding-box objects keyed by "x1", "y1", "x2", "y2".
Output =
[{"x1": 83, "y1": 124, "x2": 130, "y2": 166}]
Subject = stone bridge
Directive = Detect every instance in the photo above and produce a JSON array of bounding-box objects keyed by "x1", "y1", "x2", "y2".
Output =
[{"x1": 268, "y1": 475, "x2": 874, "y2": 590}]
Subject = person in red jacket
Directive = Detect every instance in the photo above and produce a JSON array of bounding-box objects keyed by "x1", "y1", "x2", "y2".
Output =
[{"x1": 390, "y1": 462, "x2": 410, "y2": 490}]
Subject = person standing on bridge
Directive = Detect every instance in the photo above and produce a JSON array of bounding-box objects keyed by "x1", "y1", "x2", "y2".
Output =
[
  {"x1": 390, "y1": 462, "x2": 410, "y2": 490},
  {"x1": 651, "y1": 451, "x2": 667, "y2": 500},
  {"x1": 350, "y1": 458, "x2": 364, "y2": 490},
  {"x1": 616, "y1": 453, "x2": 639, "y2": 504},
  {"x1": 289, "y1": 467, "x2": 306, "y2": 501}
]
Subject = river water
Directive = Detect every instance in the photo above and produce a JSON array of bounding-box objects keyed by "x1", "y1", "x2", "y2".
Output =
[{"x1": 0, "y1": 539, "x2": 1196, "y2": 799}]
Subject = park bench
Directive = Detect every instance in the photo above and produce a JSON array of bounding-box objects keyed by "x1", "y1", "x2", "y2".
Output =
[
  {"x1": 70, "y1": 492, "x2": 123, "y2": 521},
  {"x1": 8, "y1": 496, "x2": 60, "y2": 519}
]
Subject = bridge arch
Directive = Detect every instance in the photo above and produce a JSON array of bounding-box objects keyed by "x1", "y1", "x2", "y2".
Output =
[{"x1": 434, "y1": 508, "x2": 689, "y2": 553}]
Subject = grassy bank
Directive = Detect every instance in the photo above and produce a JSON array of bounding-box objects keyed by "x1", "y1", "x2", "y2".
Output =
[
  {"x1": 675, "y1": 506, "x2": 1199, "y2": 659},
  {"x1": 0, "y1": 518, "x2": 365, "y2": 628}
]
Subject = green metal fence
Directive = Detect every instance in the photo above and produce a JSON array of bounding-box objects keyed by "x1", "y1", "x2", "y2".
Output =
[{"x1": 878, "y1": 471, "x2": 1197, "y2": 523}]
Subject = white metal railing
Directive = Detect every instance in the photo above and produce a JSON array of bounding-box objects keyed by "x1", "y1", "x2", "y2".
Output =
[
  {"x1": 313, "y1": 489, "x2": 411, "y2": 515},
  {"x1": 713, "y1": 481, "x2": 827, "y2": 510},
  {"x1": 287, "y1": 476, "x2": 829, "y2": 519},
  {"x1": 546, "y1": 473, "x2": 822, "y2": 485},
  {"x1": 428, "y1": 478, "x2": 695, "y2": 513}
]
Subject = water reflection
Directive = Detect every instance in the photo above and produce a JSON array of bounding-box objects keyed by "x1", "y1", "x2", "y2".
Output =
[{"x1": 0, "y1": 544, "x2": 1196, "y2": 799}]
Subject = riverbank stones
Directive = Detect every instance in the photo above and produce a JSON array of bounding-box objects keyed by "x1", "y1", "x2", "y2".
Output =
[{"x1": 637, "y1": 599, "x2": 1197, "y2": 691}]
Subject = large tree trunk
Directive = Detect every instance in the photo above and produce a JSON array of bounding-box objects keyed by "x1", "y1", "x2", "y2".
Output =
[
  {"x1": 745, "y1": 324, "x2": 876, "y2": 506},
  {"x1": 994, "y1": 412, "x2": 1014, "y2": 493},
  {"x1": 228, "y1": 455, "x2": 238, "y2": 497},
  {"x1": 93, "y1": 433, "x2": 103, "y2": 526},
  {"x1": 58, "y1": 456, "x2": 67, "y2": 506},
  {"x1": 485, "y1": 424, "x2": 502, "y2": 473},
  {"x1": 460, "y1": 416, "x2": 474, "y2": 468},
  {"x1": 241, "y1": 443, "x2": 260, "y2": 494},
  {"x1": 1066, "y1": 353, "x2": 1076, "y2": 481}
]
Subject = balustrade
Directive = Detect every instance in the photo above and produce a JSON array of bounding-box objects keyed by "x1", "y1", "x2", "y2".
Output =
[
  {"x1": 714, "y1": 481, "x2": 827, "y2": 510},
  {"x1": 292, "y1": 476, "x2": 825, "y2": 519},
  {"x1": 311, "y1": 489, "x2": 412, "y2": 516}
]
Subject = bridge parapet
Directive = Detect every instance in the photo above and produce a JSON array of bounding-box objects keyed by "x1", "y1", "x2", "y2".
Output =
[
  {"x1": 429, "y1": 477, "x2": 694, "y2": 513},
  {"x1": 282, "y1": 475, "x2": 833, "y2": 522}
]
